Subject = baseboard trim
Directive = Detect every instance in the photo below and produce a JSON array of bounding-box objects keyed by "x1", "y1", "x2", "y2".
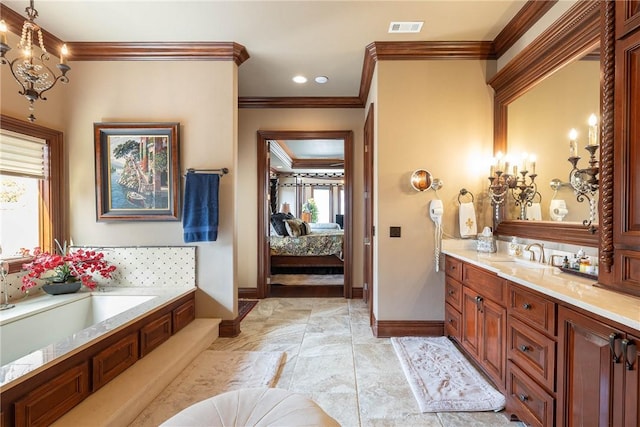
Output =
[
  {"x1": 372, "y1": 320, "x2": 444, "y2": 338},
  {"x1": 238, "y1": 288, "x2": 258, "y2": 299}
]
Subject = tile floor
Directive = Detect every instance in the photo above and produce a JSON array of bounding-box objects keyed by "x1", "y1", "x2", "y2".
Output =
[{"x1": 209, "y1": 297, "x2": 521, "y2": 427}]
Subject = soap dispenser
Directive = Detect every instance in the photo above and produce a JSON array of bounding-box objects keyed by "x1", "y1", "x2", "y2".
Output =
[{"x1": 508, "y1": 237, "x2": 520, "y2": 257}]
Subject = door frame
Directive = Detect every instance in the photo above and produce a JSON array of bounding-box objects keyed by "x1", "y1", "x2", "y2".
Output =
[
  {"x1": 256, "y1": 130, "x2": 353, "y2": 298},
  {"x1": 363, "y1": 104, "x2": 374, "y2": 321}
]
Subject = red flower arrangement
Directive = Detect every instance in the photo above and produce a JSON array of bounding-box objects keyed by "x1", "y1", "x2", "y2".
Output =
[{"x1": 21, "y1": 242, "x2": 116, "y2": 292}]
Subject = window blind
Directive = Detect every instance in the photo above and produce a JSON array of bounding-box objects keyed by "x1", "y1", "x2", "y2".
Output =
[{"x1": 0, "y1": 130, "x2": 46, "y2": 179}]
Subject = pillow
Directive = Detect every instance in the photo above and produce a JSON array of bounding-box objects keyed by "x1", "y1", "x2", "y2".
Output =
[
  {"x1": 285, "y1": 218, "x2": 310, "y2": 237},
  {"x1": 271, "y1": 212, "x2": 294, "y2": 236}
]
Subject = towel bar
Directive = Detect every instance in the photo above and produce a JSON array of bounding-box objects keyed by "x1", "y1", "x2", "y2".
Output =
[{"x1": 184, "y1": 168, "x2": 229, "y2": 176}]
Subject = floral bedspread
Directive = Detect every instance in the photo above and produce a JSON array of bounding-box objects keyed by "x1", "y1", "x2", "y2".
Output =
[{"x1": 270, "y1": 230, "x2": 344, "y2": 257}]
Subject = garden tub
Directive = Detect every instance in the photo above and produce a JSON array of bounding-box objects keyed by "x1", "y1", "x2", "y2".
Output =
[{"x1": 0, "y1": 287, "x2": 194, "y2": 388}]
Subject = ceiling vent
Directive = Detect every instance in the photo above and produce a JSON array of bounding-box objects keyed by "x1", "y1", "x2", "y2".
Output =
[{"x1": 388, "y1": 21, "x2": 423, "y2": 33}]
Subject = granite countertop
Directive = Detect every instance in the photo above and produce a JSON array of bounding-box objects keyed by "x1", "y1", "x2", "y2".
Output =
[{"x1": 442, "y1": 243, "x2": 640, "y2": 332}]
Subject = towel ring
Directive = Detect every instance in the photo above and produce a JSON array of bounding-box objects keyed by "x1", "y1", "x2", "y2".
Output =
[{"x1": 458, "y1": 188, "x2": 474, "y2": 204}]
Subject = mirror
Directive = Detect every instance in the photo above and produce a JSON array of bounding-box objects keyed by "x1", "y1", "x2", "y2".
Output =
[
  {"x1": 488, "y1": 0, "x2": 601, "y2": 247},
  {"x1": 505, "y1": 54, "x2": 600, "y2": 224}
]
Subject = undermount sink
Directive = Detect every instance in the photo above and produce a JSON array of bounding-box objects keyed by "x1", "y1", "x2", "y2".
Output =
[{"x1": 491, "y1": 258, "x2": 555, "y2": 270}]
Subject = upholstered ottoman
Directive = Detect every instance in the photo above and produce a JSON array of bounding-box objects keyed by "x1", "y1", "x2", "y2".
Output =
[{"x1": 160, "y1": 387, "x2": 340, "y2": 426}]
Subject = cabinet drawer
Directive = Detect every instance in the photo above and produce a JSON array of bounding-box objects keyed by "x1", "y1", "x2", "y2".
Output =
[
  {"x1": 445, "y1": 303, "x2": 461, "y2": 341},
  {"x1": 507, "y1": 361, "x2": 555, "y2": 427},
  {"x1": 140, "y1": 313, "x2": 172, "y2": 357},
  {"x1": 445, "y1": 277, "x2": 463, "y2": 311},
  {"x1": 445, "y1": 256, "x2": 463, "y2": 282},
  {"x1": 508, "y1": 316, "x2": 556, "y2": 393},
  {"x1": 173, "y1": 298, "x2": 195, "y2": 334},
  {"x1": 92, "y1": 333, "x2": 139, "y2": 391},
  {"x1": 463, "y1": 264, "x2": 506, "y2": 306},
  {"x1": 14, "y1": 363, "x2": 90, "y2": 427},
  {"x1": 508, "y1": 283, "x2": 556, "y2": 336}
]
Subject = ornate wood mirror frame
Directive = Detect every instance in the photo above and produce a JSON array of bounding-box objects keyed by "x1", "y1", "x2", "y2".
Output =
[{"x1": 488, "y1": 0, "x2": 612, "y2": 248}]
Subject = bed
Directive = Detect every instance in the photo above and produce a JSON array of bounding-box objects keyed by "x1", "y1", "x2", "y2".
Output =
[{"x1": 270, "y1": 224, "x2": 344, "y2": 270}]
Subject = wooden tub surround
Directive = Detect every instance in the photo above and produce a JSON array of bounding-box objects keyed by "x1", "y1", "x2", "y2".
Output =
[
  {"x1": 442, "y1": 248, "x2": 639, "y2": 427},
  {"x1": 0, "y1": 289, "x2": 214, "y2": 426}
]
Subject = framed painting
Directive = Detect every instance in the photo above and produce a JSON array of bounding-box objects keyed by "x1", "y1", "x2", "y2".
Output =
[{"x1": 94, "y1": 122, "x2": 181, "y2": 221}]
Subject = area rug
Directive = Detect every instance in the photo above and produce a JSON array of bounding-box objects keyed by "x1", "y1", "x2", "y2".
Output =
[
  {"x1": 391, "y1": 336, "x2": 505, "y2": 413},
  {"x1": 130, "y1": 350, "x2": 286, "y2": 426},
  {"x1": 238, "y1": 299, "x2": 258, "y2": 322}
]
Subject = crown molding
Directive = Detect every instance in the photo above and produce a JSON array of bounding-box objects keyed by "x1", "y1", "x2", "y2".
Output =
[
  {"x1": 237, "y1": 97, "x2": 363, "y2": 109},
  {"x1": 493, "y1": 0, "x2": 558, "y2": 57},
  {"x1": 66, "y1": 42, "x2": 249, "y2": 65}
]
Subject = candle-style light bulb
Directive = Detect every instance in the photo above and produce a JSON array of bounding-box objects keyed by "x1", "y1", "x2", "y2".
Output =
[
  {"x1": 569, "y1": 128, "x2": 578, "y2": 157},
  {"x1": 521, "y1": 152, "x2": 529, "y2": 172},
  {"x1": 60, "y1": 44, "x2": 68, "y2": 65},
  {"x1": 495, "y1": 151, "x2": 503, "y2": 172},
  {"x1": 529, "y1": 154, "x2": 537, "y2": 174},
  {"x1": 588, "y1": 114, "x2": 598, "y2": 146},
  {"x1": 0, "y1": 20, "x2": 8, "y2": 45}
]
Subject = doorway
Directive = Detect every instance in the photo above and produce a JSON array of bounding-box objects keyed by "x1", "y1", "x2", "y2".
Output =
[{"x1": 257, "y1": 130, "x2": 353, "y2": 298}]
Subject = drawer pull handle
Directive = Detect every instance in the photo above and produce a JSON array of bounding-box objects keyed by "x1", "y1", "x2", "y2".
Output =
[
  {"x1": 448, "y1": 290, "x2": 455, "y2": 295},
  {"x1": 622, "y1": 339, "x2": 635, "y2": 371},
  {"x1": 518, "y1": 394, "x2": 529, "y2": 402},
  {"x1": 522, "y1": 303, "x2": 532, "y2": 310},
  {"x1": 449, "y1": 319, "x2": 454, "y2": 323},
  {"x1": 520, "y1": 345, "x2": 530, "y2": 352},
  {"x1": 609, "y1": 333, "x2": 621, "y2": 363}
]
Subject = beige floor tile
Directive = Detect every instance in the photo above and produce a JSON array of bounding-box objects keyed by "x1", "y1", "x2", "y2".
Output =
[{"x1": 200, "y1": 298, "x2": 514, "y2": 427}]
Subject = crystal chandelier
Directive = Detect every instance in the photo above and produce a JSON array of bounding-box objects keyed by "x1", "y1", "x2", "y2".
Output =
[{"x1": 0, "y1": 0, "x2": 70, "y2": 122}]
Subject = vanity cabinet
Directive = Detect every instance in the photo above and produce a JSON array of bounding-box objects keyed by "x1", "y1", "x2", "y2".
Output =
[
  {"x1": 458, "y1": 262, "x2": 507, "y2": 390},
  {"x1": 557, "y1": 306, "x2": 639, "y2": 427},
  {"x1": 444, "y1": 257, "x2": 463, "y2": 340},
  {"x1": 506, "y1": 283, "x2": 557, "y2": 427}
]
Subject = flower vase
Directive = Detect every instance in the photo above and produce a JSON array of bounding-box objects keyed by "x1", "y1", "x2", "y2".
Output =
[{"x1": 42, "y1": 281, "x2": 82, "y2": 295}]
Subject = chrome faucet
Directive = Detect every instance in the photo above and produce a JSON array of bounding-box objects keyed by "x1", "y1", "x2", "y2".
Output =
[{"x1": 525, "y1": 243, "x2": 545, "y2": 264}]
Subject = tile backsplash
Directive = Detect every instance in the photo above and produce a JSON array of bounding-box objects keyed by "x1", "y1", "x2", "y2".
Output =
[{"x1": 1, "y1": 246, "x2": 196, "y2": 303}]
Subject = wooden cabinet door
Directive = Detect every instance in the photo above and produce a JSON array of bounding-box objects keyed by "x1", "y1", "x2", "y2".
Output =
[
  {"x1": 624, "y1": 334, "x2": 640, "y2": 427},
  {"x1": 481, "y1": 297, "x2": 506, "y2": 389},
  {"x1": 461, "y1": 286, "x2": 481, "y2": 358},
  {"x1": 616, "y1": 0, "x2": 640, "y2": 38},
  {"x1": 557, "y1": 307, "x2": 622, "y2": 427},
  {"x1": 610, "y1": 23, "x2": 640, "y2": 297}
]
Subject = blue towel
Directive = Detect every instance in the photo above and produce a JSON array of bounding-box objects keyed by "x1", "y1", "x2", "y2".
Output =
[{"x1": 183, "y1": 173, "x2": 219, "y2": 243}]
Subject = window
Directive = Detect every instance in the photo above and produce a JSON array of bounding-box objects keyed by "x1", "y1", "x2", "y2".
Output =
[
  {"x1": 0, "y1": 115, "x2": 65, "y2": 272},
  {"x1": 313, "y1": 188, "x2": 330, "y2": 223}
]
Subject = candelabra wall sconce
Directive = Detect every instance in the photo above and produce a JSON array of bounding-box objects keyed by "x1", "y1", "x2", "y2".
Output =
[
  {"x1": 488, "y1": 152, "x2": 539, "y2": 221},
  {"x1": 567, "y1": 114, "x2": 599, "y2": 233}
]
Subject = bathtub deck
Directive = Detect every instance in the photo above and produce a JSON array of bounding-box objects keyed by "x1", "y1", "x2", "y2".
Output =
[{"x1": 52, "y1": 318, "x2": 221, "y2": 426}]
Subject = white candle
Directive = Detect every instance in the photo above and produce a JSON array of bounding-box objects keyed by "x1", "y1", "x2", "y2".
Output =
[
  {"x1": 569, "y1": 129, "x2": 578, "y2": 157},
  {"x1": 0, "y1": 20, "x2": 7, "y2": 45},
  {"x1": 529, "y1": 154, "x2": 536, "y2": 174},
  {"x1": 60, "y1": 44, "x2": 68, "y2": 65},
  {"x1": 588, "y1": 114, "x2": 598, "y2": 146}
]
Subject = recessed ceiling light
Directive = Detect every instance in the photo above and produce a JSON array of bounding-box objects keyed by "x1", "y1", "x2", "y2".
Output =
[
  {"x1": 315, "y1": 76, "x2": 329, "y2": 84},
  {"x1": 292, "y1": 75, "x2": 307, "y2": 84}
]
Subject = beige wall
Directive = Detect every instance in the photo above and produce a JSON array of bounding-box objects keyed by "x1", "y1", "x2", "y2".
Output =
[
  {"x1": 237, "y1": 108, "x2": 364, "y2": 289},
  {"x1": 64, "y1": 61, "x2": 239, "y2": 319},
  {"x1": 374, "y1": 60, "x2": 494, "y2": 321},
  {"x1": 507, "y1": 60, "x2": 600, "y2": 223}
]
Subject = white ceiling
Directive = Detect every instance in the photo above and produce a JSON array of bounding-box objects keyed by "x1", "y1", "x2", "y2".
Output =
[{"x1": 1, "y1": 0, "x2": 527, "y2": 97}]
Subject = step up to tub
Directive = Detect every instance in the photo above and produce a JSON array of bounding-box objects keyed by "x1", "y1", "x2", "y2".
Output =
[{"x1": 52, "y1": 318, "x2": 221, "y2": 427}]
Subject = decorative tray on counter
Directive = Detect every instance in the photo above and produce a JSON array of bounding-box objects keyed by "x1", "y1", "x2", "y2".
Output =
[{"x1": 559, "y1": 266, "x2": 598, "y2": 280}]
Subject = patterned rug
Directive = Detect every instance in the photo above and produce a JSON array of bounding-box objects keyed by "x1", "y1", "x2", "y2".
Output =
[
  {"x1": 391, "y1": 336, "x2": 505, "y2": 413},
  {"x1": 130, "y1": 350, "x2": 286, "y2": 426}
]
